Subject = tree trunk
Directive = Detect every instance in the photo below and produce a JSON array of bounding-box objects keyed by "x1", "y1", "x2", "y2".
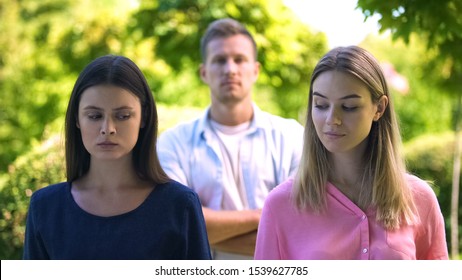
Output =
[{"x1": 451, "y1": 93, "x2": 461, "y2": 259}]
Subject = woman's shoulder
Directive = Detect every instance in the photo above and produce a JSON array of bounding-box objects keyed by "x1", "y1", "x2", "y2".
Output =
[
  {"x1": 405, "y1": 173, "x2": 439, "y2": 204},
  {"x1": 156, "y1": 180, "x2": 200, "y2": 202},
  {"x1": 31, "y1": 182, "x2": 69, "y2": 202},
  {"x1": 265, "y1": 178, "x2": 294, "y2": 206}
]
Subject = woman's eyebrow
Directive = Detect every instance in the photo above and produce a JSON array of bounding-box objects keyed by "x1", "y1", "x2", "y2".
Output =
[
  {"x1": 313, "y1": 92, "x2": 362, "y2": 100},
  {"x1": 82, "y1": 105, "x2": 102, "y2": 111},
  {"x1": 82, "y1": 105, "x2": 134, "y2": 111},
  {"x1": 113, "y1": 106, "x2": 134, "y2": 111}
]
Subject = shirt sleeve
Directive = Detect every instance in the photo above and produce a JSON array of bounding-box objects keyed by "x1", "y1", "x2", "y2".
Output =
[
  {"x1": 425, "y1": 210, "x2": 449, "y2": 260},
  {"x1": 289, "y1": 121, "x2": 304, "y2": 177},
  {"x1": 23, "y1": 195, "x2": 49, "y2": 260},
  {"x1": 254, "y1": 196, "x2": 281, "y2": 260},
  {"x1": 413, "y1": 179, "x2": 449, "y2": 260},
  {"x1": 419, "y1": 197, "x2": 449, "y2": 259},
  {"x1": 157, "y1": 130, "x2": 189, "y2": 185}
]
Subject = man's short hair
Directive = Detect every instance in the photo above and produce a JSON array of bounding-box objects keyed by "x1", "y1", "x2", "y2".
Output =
[{"x1": 200, "y1": 18, "x2": 258, "y2": 62}]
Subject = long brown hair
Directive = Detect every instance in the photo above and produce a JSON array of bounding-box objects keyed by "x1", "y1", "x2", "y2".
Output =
[
  {"x1": 64, "y1": 55, "x2": 169, "y2": 184},
  {"x1": 293, "y1": 46, "x2": 416, "y2": 229}
]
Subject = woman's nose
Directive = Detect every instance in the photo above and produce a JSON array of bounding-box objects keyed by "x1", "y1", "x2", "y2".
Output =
[
  {"x1": 326, "y1": 108, "x2": 342, "y2": 125},
  {"x1": 100, "y1": 118, "x2": 116, "y2": 135}
]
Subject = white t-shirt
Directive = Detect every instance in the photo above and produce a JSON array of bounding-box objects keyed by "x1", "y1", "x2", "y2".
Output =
[{"x1": 210, "y1": 119, "x2": 251, "y2": 211}]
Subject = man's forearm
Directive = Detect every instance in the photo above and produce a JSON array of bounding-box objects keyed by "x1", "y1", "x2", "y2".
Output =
[
  {"x1": 202, "y1": 207, "x2": 261, "y2": 244},
  {"x1": 212, "y1": 231, "x2": 257, "y2": 256}
]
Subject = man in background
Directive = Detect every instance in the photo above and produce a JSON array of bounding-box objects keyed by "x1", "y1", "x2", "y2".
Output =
[{"x1": 157, "y1": 18, "x2": 304, "y2": 259}]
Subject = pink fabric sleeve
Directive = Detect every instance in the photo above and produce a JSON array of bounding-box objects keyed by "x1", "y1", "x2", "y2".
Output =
[
  {"x1": 254, "y1": 191, "x2": 282, "y2": 260},
  {"x1": 410, "y1": 176, "x2": 449, "y2": 260}
]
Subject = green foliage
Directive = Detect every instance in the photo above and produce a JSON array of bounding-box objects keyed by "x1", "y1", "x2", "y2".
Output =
[
  {"x1": 0, "y1": 0, "x2": 139, "y2": 172},
  {"x1": 357, "y1": 0, "x2": 462, "y2": 93},
  {"x1": 360, "y1": 34, "x2": 453, "y2": 141},
  {"x1": 357, "y1": 0, "x2": 462, "y2": 53},
  {"x1": 404, "y1": 132, "x2": 462, "y2": 252},
  {"x1": 0, "y1": 0, "x2": 68, "y2": 171},
  {"x1": 130, "y1": 0, "x2": 328, "y2": 120},
  {"x1": 157, "y1": 104, "x2": 204, "y2": 131},
  {"x1": 149, "y1": 64, "x2": 211, "y2": 108},
  {"x1": 0, "y1": 134, "x2": 65, "y2": 259}
]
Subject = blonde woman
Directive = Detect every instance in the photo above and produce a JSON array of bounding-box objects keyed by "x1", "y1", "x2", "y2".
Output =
[{"x1": 254, "y1": 46, "x2": 448, "y2": 260}]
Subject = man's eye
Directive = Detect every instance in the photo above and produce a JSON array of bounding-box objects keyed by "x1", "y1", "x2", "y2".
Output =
[{"x1": 214, "y1": 58, "x2": 226, "y2": 64}]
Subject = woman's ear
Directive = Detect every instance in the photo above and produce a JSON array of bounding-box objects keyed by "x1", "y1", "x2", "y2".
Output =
[{"x1": 374, "y1": 95, "x2": 388, "y2": 121}]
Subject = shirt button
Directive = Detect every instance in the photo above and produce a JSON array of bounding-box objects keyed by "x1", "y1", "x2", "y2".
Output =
[
  {"x1": 361, "y1": 215, "x2": 366, "y2": 220},
  {"x1": 362, "y1": 248, "x2": 368, "y2": 254}
]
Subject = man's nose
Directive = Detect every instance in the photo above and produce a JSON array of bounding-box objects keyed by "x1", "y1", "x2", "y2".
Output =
[{"x1": 223, "y1": 59, "x2": 237, "y2": 74}]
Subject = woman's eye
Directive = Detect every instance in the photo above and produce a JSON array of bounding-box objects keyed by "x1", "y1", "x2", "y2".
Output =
[
  {"x1": 116, "y1": 113, "x2": 131, "y2": 120},
  {"x1": 314, "y1": 104, "x2": 328, "y2": 110},
  {"x1": 343, "y1": 105, "x2": 358, "y2": 111},
  {"x1": 87, "y1": 113, "x2": 101, "y2": 120}
]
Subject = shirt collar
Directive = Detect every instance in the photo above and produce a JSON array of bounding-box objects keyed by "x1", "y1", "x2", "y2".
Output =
[{"x1": 198, "y1": 103, "x2": 268, "y2": 139}]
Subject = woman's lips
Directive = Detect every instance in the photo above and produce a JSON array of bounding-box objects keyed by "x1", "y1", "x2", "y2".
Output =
[{"x1": 97, "y1": 141, "x2": 118, "y2": 148}]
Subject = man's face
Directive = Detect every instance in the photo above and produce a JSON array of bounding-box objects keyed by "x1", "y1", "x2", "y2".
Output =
[{"x1": 200, "y1": 34, "x2": 260, "y2": 105}]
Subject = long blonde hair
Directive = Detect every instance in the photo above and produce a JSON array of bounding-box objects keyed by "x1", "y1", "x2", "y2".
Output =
[{"x1": 293, "y1": 46, "x2": 416, "y2": 229}]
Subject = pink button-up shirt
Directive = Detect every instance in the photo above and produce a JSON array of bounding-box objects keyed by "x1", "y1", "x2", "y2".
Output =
[{"x1": 254, "y1": 175, "x2": 448, "y2": 260}]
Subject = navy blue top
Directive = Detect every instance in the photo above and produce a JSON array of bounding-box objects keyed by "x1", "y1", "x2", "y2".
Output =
[{"x1": 23, "y1": 181, "x2": 211, "y2": 260}]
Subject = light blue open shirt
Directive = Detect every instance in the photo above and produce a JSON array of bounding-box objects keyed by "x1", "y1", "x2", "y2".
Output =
[{"x1": 157, "y1": 104, "x2": 304, "y2": 211}]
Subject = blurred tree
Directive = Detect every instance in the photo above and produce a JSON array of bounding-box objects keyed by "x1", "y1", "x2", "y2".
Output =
[
  {"x1": 0, "y1": 132, "x2": 65, "y2": 259},
  {"x1": 0, "y1": 0, "x2": 138, "y2": 172},
  {"x1": 405, "y1": 132, "x2": 462, "y2": 255},
  {"x1": 360, "y1": 33, "x2": 453, "y2": 141},
  {"x1": 0, "y1": 0, "x2": 71, "y2": 171},
  {"x1": 357, "y1": 0, "x2": 462, "y2": 258},
  {"x1": 129, "y1": 0, "x2": 328, "y2": 120}
]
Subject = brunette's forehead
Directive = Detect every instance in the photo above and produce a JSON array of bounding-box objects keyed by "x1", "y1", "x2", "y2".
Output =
[{"x1": 78, "y1": 85, "x2": 141, "y2": 109}]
